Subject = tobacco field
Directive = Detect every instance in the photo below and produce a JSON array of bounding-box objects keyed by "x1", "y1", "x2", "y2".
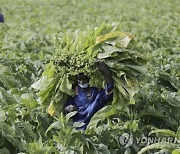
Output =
[{"x1": 0, "y1": 0, "x2": 179, "y2": 153}]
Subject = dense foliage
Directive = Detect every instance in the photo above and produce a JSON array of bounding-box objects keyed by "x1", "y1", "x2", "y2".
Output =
[{"x1": 0, "y1": 0, "x2": 179, "y2": 153}]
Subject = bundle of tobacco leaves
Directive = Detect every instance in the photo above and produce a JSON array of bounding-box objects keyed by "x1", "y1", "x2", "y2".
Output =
[{"x1": 32, "y1": 23, "x2": 146, "y2": 115}]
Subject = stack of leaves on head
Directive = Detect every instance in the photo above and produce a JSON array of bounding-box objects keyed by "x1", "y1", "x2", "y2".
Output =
[{"x1": 32, "y1": 23, "x2": 146, "y2": 116}]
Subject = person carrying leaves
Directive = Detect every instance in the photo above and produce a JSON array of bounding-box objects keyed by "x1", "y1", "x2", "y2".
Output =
[{"x1": 64, "y1": 62, "x2": 114, "y2": 130}]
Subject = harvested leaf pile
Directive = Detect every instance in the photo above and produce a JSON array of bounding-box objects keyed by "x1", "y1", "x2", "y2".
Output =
[{"x1": 32, "y1": 23, "x2": 146, "y2": 115}]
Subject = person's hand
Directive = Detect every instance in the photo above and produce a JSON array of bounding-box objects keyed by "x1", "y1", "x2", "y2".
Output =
[
  {"x1": 97, "y1": 61, "x2": 109, "y2": 73},
  {"x1": 65, "y1": 105, "x2": 77, "y2": 113},
  {"x1": 97, "y1": 61, "x2": 113, "y2": 83}
]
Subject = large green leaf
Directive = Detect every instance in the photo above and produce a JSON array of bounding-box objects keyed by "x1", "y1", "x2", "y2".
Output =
[
  {"x1": 0, "y1": 64, "x2": 16, "y2": 89},
  {"x1": 97, "y1": 44, "x2": 123, "y2": 59},
  {"x1": 97, "y1": 144, "x2": 111, "y2": 154},
  {"x1": 138, "y1": 143, "x2": 177, "y2": 154},
  {"x1": 59, "y1": 74, "x2": 75, "y2": 96},
  {"x1": 45, "y1": 121, "x2": 61, "y2": 135},
  {"x1": 19, "y1": 93, "x2": 38, "y2": 110},
  {"x1": 0, "y1": 87, "x2": 17, "y2": 106},
  {"x1": 149, "y1": 129, "x2": 179, "y2": 137},
  {"x1": 88, "y1": 105, "x2": 118, "y2": 128},
  {"x1": 161, "y1": 91, "x2": 180, "y2": 107}
]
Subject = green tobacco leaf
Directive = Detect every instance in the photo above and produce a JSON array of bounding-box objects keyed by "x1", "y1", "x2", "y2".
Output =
[
  {"x1": 88, "y1": 105, "x2": 117, "y2": 128},
  {"x1": 85, "y1": 138, "x2": 98, "y2": 154},
  {"x1": 35, "y1": 76, "x2": 58, "y2": 104},
  {"x1": 73, "y1": 122, "x2": 86, "y2": 128},
  {"x1": 120, "y1": 63, "x2": 147, "y2": 74},
  {"x1": 138, "y1": 143, "x2": 177, "y2": 154},
  {"x1": 52, "y1": 93, "x2": 68, "y2": 116},
  {"x1": 19, "y1": 122, "x2": 37, "y2": 142},
  {"x1": 0, "y1": 64, "x2": 16, "y2": 89},
  {"x1": 161, "y1": 92, "x2": 180, "y2": 107},
  {"x1": 69, "y1": 132, "x2": 89, "y2": 146},
  {"x1": 149, "y1": 129, "x2": 178, "y2": 137},
  {"x1": 158, "y1": 72, "x2": 180, "y2": 90},
  {"x1": 113, "y1": 75, "x2": 139, "y2": 104},
  {"x1": 0, "y1": 87, "x2": 18, "y2": 106},
  {"x1": 31, "y1": 62, "x2": 58, "y2": 104},
  {"x1": 20, "y1": 93, "x2": 38, "y2": 110},
  {"x1": 140, "y1": 107, "x2": 167, "y2": 118},
  {"x1": 42, "y1": 62, "x2": 56, "y2": 79},
  {"x1": 45, "y1": 121, "x2": 61, "y2": 135},
  {"x1": 66, "y1": 111, "x2": 78, "y2": 121},
  {"x1": 1, "y1": 123, "x2": 25, "y2": 150},
  {"x1": 31, "y1": 76, "x2": 48, "y2": 90},
  {"x1": 60, "y1": 74, "x2": 75, "y2": 96},
  {"x1": 47, "y1": 79, "x2": 69, "y2": 115},
  {"x1": 97, "y1": 144, "x2": 111, "y2": 154},
  {"x1": 113, "y1": 76, "x2": 129, "y2": 99},
  {"x1": 97, "y1": 44, "x2": 123, "y2": 59}
]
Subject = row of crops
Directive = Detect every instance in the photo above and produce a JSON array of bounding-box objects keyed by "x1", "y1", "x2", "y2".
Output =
[{"x1": 0, "y1": 0, "x2": 180, "y2": 153}]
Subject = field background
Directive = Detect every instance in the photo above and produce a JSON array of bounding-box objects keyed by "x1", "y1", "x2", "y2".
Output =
[{"x1": 0, "y1": 0, "x2": 180, "y2": 153}]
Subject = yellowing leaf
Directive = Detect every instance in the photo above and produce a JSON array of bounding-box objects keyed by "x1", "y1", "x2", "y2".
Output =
[
  {"x1": 116, "y1": 35, "x2": 133, "y2": 48},
  {"x1": 96, "y1": 31, "x2": 128, "y2": 44},
  {"x1": 48, "y1": 102, "x2": 55, "y2": 116}
]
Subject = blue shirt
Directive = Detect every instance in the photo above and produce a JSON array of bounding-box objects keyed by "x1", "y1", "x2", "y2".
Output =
[
  {"x1": 0, "y1": 13, "x2": 4, "y2": 23},
  {"x1": 65, "y1": 82, "x2": 113, "y2": 130}
]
